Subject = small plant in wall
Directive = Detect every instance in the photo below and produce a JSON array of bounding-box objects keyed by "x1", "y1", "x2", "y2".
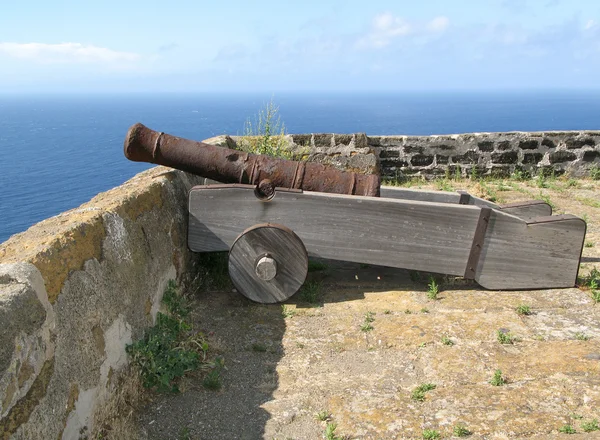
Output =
[{"x1": 238, "y1": 98, "x2": 294, "y2": 159}]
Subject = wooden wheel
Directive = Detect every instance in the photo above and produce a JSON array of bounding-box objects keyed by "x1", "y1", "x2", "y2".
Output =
[{"x1": 228, "y1": 223, "x2": 308, "y2": 303}]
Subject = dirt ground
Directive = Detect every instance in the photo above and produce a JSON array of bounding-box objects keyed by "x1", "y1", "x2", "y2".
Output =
[{"x1": 135, "y1": 178, "x2": 600, "y2": 440}]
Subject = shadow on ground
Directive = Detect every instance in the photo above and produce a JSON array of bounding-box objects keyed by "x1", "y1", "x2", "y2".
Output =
[{"x1": 136, "y1": 259, "x2": 434, "y2": 439}]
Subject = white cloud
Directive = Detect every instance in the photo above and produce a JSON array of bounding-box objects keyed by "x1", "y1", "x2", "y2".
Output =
[
  {"x1": 356, "y1": 13, "x2": 450, "y2": 49},
  {"x1": 584, "y1": 20, "x2": 596, "y2": 30},
  {"x1": 0, "y1": 42, "x2": 142, "y2": 64},
  {"x1": 427, "y1": 16, "x2": 450, "y2": 32}
]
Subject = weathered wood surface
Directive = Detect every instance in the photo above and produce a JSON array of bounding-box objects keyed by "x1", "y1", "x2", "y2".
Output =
[
  {"x1": 190, "y1": 185, "x2": 482, "y2": 277},
  {"x1": 499, "y1": 200, "x2": 553, "y2": 220},
  {"x1": 189, "y1": 185, "x2": 586, "y2": 289},
  {"x1": 476, "y1": 214, "x2": 586, "y2": 289},
  {"x1": 380, "y1": 187, "x2": 551, "y2": 220},
  {"x1": 228, "y1": 224, "x2": 308, "y2": 303}
]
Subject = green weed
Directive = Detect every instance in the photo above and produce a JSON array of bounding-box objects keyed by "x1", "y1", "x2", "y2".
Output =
[
  {"x1": 411, "y1": 383, "x2": 437, "y2": 402},
  {"x1": 281, "y1": 305, "x2": 296, "y2": 318},
  {"x1": 515, "y1": 304, "x2": 532, "y2": 316},
  {"x1": 427, "y1": 277, "x2": 439, "y2": 300},
  {"x1": 497, "y1": 329, "x2": 516, "y2": 344},
  {"x1": 436, "y1": 179, "x2": 454, "y2": 192},
  {"x1": 126, "y1": 281, "x2": 210, "y2": 393},
  {"x1": 558, "y1": 424, "x2": 576, "y2": 434},
  {"x1": 453, "y1": 424, "x2": 472, "y2": 437},
  {"x1": 361, "y1": 311, "x2": 375, "y2": 332},
  {"x1": 300, "y1": 281, "x2": 322, "y2": 304},
  {"x1": 325, "y1": 422, "x2": 345, "y2": 440},
  {"x1": 308, "y1": 259, "x2": 329, "y2": 272},
  {"x1": 202, "y1": 357, "x2": 224, "y2": 390},
  {"x1": 590, "y1": 165, "x2": 600, "y2": 180},
  {"x1": 574, "y1": 332, "x2": 589, "y2": 341},
  {"x1": 422, "y1": 429, "x2": 441, "y2": 439},
  {"x1": 316, "y1": 410, "x2": 331, "y2": 422},
  {"x1": 581, "y1": 419, "x2": 600, "y2": 432},
  {"x1": 489, "y1": 369, "x2": 506, "y2": 386},
  {"x1": 441, "y1": 335, "x2": 454, "y2": 346},
  {"x1": 585, "y1": 241, "x2": 595, "y2": 248},
  {"x1": 238, "y1": 98, "x2": 293, "y2": 159}
]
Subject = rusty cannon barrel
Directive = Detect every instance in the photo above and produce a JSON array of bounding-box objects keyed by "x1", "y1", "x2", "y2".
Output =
[{"x1": 124, "y1": 123, "x2": 380, "y2": 197}]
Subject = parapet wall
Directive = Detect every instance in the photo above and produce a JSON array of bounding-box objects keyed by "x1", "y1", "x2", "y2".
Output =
[
  {"x1": 367, "y1": 130, "x2": 600, "y2": 179},
  {"x1": 0, "y1": 167, "x2": 203, "y2": 440},
  {"x1": 233, "y1": 130, "x2": 599, "y2": 179}
]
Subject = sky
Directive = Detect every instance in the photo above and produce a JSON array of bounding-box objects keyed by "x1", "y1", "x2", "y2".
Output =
[{"x1": 0, "y1": 0, "x2": 599, "y2": 93}]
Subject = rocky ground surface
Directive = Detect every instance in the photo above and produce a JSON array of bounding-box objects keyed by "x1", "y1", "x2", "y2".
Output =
[{"x1": 135, "y1": 178, "x2": 600, "y2": 440}]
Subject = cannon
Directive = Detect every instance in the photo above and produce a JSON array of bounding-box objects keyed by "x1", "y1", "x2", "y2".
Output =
[{"x1": 124, "y1": 123, "x2": 587, "y2": 303}]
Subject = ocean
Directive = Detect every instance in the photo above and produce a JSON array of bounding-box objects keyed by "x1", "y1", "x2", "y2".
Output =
[{"x1": 1, "y1": 90, "x2": 599, "y2": 243}]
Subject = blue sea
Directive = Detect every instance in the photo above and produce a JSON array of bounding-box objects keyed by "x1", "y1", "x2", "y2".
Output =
[{"x1": 1, "y1": 91, "x2": 599, "y2": 243}]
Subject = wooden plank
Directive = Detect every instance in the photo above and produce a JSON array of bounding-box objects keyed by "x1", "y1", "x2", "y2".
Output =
[
  {"x1": 189, "y1": 185, "x2": 483, "y2": 276},
  {"x1": 379, "y1": 186, "x2": 463, "y2": 204},
  {"x1": 380, "y1": 186, "x2": 499, "y2": 208},
  {"x1": 476, "y1": 213, "x2": 586, "y2": 289},
  {"x1": 499, "y1": 200, "x2": 552, "y2": 220}
]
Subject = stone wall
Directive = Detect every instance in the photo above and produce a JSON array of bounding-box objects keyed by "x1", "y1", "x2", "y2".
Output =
[
  {"x1": 367, "y1": 130, "x2": 600, "y2": 179},
  {"x1": 217, "y1": 130, "x2": 600, "y2": 180},
  {"x1": 0, "y1": 167, "x2": 204, "y2": 440}
]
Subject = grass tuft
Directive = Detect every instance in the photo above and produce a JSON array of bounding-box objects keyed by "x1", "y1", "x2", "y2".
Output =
[
  {"x1": 422, "y1": 429, "x2": 441, "y2": 439},
  {"x1": 497, "y1": 329, "x2": 516, "y2": 344},
  {"x1": 427, "y1": 277, "x2": 440, "y2": 300},
  {"x1": 411, "y1": 383, "x2": 437, "y2": 401},
  {"x1": 581, "y1": 419, "x2": 600, "y2": 432},
  {"x1": 281, "y1": 305, "x2": 296, "y2": 318},
  {"x1": 515, "y1": 304, "x2": 532, "y2": 316},
  {"x1": 300, "y1": 280, "x2": 322, "y2": 304},
  {"x1": 453, "y1": 424, "x2": 472, "y2": 437},
  {"x1": 489, "y1": 369, "x2": 506, "y2": 386},
  {"x1": 558, "y1": 424, "x2": 576, "y2": 434},
  {"x1": 361, "y1": 311, "x2": 375, "y2": 332}
]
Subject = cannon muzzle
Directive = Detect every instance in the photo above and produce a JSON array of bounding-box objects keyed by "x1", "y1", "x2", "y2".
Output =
[{"x1": 124, "y1": 123, "x2": 380, "y2": 197}]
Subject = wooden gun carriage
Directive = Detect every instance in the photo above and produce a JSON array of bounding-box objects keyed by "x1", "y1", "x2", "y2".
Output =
[{"x1": 125, "y1": 123, "x2": 587, "y2": 303}]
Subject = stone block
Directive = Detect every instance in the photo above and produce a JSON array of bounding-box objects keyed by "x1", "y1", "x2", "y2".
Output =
[
  {"x1": 404, "y1": 145, "x2": 424, "y2": 154},
  {"x1": 379, "y1": 149, "x2": 401, "y2": 159},
  {"x1": 380, "y1": 159, "x2": 409, "y2": 168},
  {"x1": 491, "y1": 151, "x2": 518, "y2": 164},
  {"x1": 410, "y1": 155, "x2": 434, "y2": 166},
  {"x1": 432, "y1": 144, "x2": 456, "y2": 151},
  {"x1": 566, "y1": 138, "x2": 595, "y2": 149},
  {"x1": 583, "y1": 150, "x2": 600, "y2": 162},
  {"x1": 518, "y1": 140, "x2": 539, "y2": 150},
  {"x1": 291, "y1": 134, "x2": 312, "y2": 147},
  {"x1": 354, "y1": 133, "x2": 369, "y2": 149},
  {"x1": 436, "y1": 155, "x2": 449, "y2": 165},
  {"x1": 313, "y1": 134, "x2": 333, "y2": 148},
  {"x1": 541, "y1": 138, "x2": 556, "y2": 148},
  {"x1": 549, "y1": 150, "x2": 577, "y2": 163},
  {"x1": 477, "y1": 141, "x2": 494, "y2": 152},
  {"x1": 496, "y1": 141, "x2": 512, "y2": 151},
  {"x1": 452, "y1": 151, "x2": 479, "y2": 164},
  {"x1": 523, "y1": 153, "x2": 543, "y2": 164}
]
